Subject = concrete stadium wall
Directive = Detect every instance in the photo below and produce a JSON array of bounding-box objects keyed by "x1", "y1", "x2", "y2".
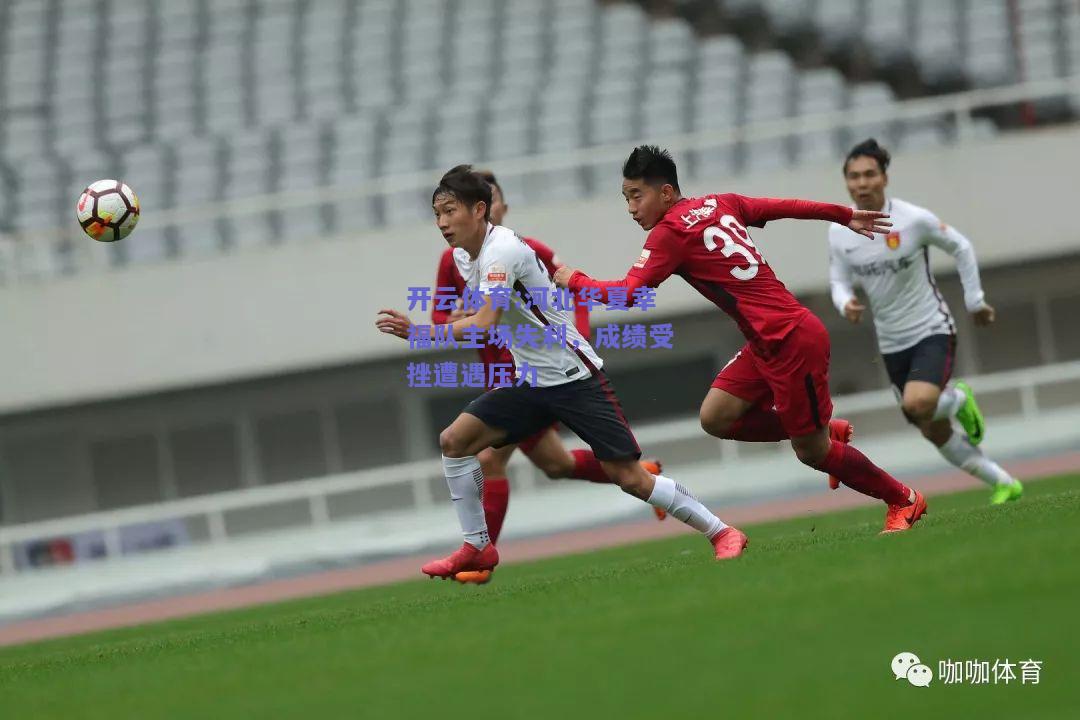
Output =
[{"x1": 2, "y1": 125, "x2": 1078, "y2": 413}]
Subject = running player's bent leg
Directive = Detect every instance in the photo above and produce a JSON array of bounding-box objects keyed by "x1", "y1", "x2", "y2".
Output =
[
  {"x1": 898, "y1": 355, "x2": 1016, "y2": 491},
  {"x1": 554, "y1": 373, "x2": 734, "y2": 546},
  {"x1": 438, "y1": 413, "x2": 510, "y2": 549},
  {"x1": 772, "y1": 315, "x2": 919, "y2": 509},
  {"x1": 701, "y1": 346, "x2": 787, "y2": 441},
  {"x1": 421, "y1": 385, "x2": 556, "y2": 577}
]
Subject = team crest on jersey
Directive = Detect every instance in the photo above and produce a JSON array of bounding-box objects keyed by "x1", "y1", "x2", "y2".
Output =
[
  {"x1": 885, "y1": 231, "x2": 901, "y2": 250},
  {"x1": 486, "y1": 263, "x2": 507, "y2": 282},
  {"x1": 633, "y1": 249, "x2": 652, "y2": 268}
]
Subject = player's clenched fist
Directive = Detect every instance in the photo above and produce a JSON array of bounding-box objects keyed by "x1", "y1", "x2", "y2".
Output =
[
  {"x1": 552, "y1": 265, "x2": 576, "y2": 288},
  {"x1": 971, "y1": 304, "x2": 995, "y2": 327},
  {"x1": 376, "y1": 308, "x2": 413, "y2": 339},
  {"x1": 843, "y1": 298, "x2": 865, "y2": 323}
]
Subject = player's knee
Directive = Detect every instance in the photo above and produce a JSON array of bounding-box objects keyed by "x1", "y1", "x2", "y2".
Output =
[
  {"x1": 439, "y1": 427, "x2": 471, "y2": 458},
  {"x1": 901, "y1": 396, "x2": 936, "y2": 423},
  {"x1": 793, "y1": 442, "x2": 828, "y2": 468},
  {"x1": 699, "y1": 409, "x2": 733, "y2": 438}
]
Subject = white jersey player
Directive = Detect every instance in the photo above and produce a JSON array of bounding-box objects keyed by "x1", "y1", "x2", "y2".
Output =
[
  {"x1": 448, "y1": 224, "x2": 600, "y2": 387},
  {"x1": 376, "y1": 165, "x2": 748, "y2": 579},
  {"x1": 828, "y1": 139, "x2": 1021, "y2": 504}
]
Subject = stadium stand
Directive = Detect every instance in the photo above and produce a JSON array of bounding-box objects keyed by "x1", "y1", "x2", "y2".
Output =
[
  {"x1": 723, "y1": 0, "x2": 1080, "y2": 89},
  {"x1": 7, "y1": 0, "x2": 1074, "y2": 276}
]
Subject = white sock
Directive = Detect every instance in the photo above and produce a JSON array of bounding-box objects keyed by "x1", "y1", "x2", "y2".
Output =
[
  {"x1": 647, "y1": 474, "x2": 726, "y2": 538},
  {"x1": 932, "y1": 387, "x2": 965, "y2": 421},
  {"x1": 442, "y1": 455, "x2": 490, "y2": 548},
  {"x1": 937, "y1": 432, "x2": 1015, "y2": 487}
]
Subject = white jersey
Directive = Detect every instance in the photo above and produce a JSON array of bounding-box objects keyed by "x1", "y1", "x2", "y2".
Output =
[
  {"x1": 453, "y1": 224, "x2": 602, "y2": 387},
  {"x1": 828, "y1": 197, "x2": 987, "y2": 354}
]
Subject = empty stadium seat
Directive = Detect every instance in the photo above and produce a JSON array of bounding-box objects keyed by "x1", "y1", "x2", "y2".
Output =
[
  {"x1": 0, "y1": 0, "x2": 1030, "y2": 277},
  {"x1": 794, "y1": 68, "x2": 847, "y2": 164}
]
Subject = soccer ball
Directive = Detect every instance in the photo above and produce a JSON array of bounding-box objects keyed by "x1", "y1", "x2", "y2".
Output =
[{"x1": 76, "y1": 179, "x2": 140, "y2": 242}]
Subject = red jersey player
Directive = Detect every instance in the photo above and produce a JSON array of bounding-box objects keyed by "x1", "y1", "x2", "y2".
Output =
[
  {"x1": 433, "y1": 170, "x2": 664, "y2": 584},
  {"x1": 553, "y1": 145, "x2": 928, "y2": 535}
]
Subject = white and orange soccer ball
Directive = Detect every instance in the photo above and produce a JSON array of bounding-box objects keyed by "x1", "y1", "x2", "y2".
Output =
[{"x1": 76, "y1": 179, "x2": 140, "y2": 242}]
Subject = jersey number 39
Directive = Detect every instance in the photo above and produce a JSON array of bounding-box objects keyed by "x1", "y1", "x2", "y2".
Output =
[{"x1": 703, "y1": 215, "x2": 766, "y2": 280}]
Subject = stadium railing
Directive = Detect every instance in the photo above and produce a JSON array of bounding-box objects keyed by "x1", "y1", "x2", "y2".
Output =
[
  {"x1": 5, "y1": 74, "x2": 1080, "y2": 272},
  {"x1": 3, "y1": 357, "x2": 1080, "y2": 575}
]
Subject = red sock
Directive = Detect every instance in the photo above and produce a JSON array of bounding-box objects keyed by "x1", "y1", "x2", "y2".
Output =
[
  {"x1": 483, "y1": 477, "x2": 510, "y2": 545},
  {"x1": 570, "y1": 449, "x2": 612, "y2": 483},
  {"x1": 724, "y1": 407, "x2": 789, "y2": 442},
  {"x1": 817, "y1": 442, "x2": 910, "y2": 506}
]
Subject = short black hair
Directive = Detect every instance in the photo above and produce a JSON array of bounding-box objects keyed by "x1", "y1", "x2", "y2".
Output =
[
  {"x1": 843, "y1": 138, "x2": 891, "y2": 175},
  {"x1": 474, "y1": 169, "x2": 504, "y2": 202},
  {"x1": 432, "y1": 164, "x2": 492, "y2": 220},
  {"x1": 623, "y1": 145, "x2": 680, "y2": 193}
]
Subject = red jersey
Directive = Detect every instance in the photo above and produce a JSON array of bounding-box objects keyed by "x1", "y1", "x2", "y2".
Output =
[
  {"x1": 568, "y1": 194, "x2": 853, "y2": 357},
  {"x1": 433, "y1": 235, "x2": 591, "y2": 366}
]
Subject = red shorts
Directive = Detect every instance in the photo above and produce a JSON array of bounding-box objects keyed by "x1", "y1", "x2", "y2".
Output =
[{"x1": 710, "y1": 313, "x2": 834, "y2": 437}]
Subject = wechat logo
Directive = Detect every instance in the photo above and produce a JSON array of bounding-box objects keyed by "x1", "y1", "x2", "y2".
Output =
[{"x1": 892, "y1": 651, "x2": 932, "y2": 687}]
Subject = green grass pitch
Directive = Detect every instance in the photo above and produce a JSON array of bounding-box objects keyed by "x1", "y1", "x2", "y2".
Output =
[{"x1": 2, "y1": 474, "x2": 1078, "y2": 719}]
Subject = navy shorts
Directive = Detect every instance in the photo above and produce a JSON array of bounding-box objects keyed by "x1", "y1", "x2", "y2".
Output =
[
  {"x1": 882, "y1": 334, "x2": 957, "y2": 394},
  {"x1": 462, "y1": 372, "x2": 641, "y2": 461}
]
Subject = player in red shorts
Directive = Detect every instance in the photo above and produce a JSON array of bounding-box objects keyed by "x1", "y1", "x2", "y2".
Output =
[
  {"x1": 435, "y1": 170, "x2": 664, "y2": 583},
  {"x1": 553, "y1": 146, "x2": 927, "y2": 535}
]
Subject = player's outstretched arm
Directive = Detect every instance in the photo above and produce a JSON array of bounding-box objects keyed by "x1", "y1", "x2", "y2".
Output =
[
  {"x1": 552, "y1": 227, "x2": 681, "y2": 307},
  {"x1": 731, "y1": 195, "x2": 890, "y2": 237}
]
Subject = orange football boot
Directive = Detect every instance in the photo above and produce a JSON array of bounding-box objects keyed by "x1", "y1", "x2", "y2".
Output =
[
  {"x1": 640, "y1": 458, "x2": 667, "y2": 520},
  {"x1": 454, "y1": 569, "x2": 493, "y2": 585},
  {"x1": 827, "y1": 418, "x2": 854, "y2": 490},
  {"x1": 881, "y1": 490, "x2": 928, "y2": 534},
  {"x1": 421, "y1": 542, "x2": 499, "y2": 579}
]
